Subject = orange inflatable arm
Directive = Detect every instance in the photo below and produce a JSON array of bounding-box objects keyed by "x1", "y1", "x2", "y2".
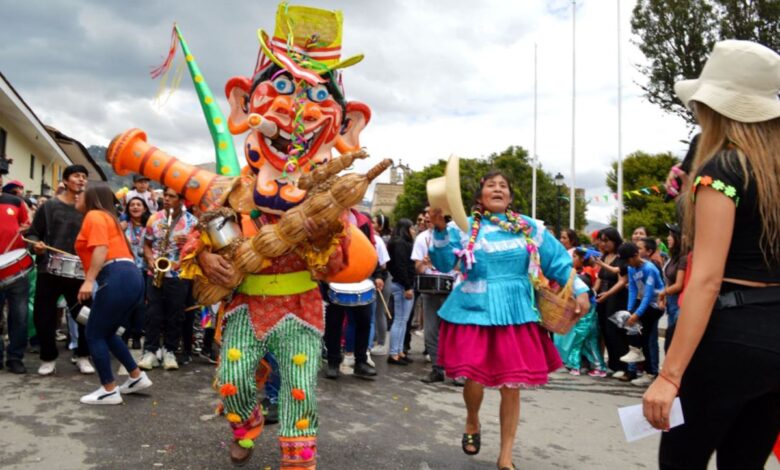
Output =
[{"x1": 107, "y1": 128, "x2": 234, "y2": 211}]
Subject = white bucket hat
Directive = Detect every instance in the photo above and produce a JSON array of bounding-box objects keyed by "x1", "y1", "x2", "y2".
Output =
[{"x1": 675, "y1": 40, "x2": 780, "y2": 123}]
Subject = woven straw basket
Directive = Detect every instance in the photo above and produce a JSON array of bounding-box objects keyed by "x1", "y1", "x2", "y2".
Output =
[{"x1": 537, "y1": 272, "x2": 578, "y2": 334}]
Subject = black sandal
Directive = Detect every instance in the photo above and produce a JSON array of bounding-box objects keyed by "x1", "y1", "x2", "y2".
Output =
[{"x1": 461, "y1": 427, "x2": 481, "y2": 455}]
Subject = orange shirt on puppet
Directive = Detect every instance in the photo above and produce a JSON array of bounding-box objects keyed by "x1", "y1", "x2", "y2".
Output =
[{"x1": 75, "y1": 210, "x2": 132, "y2": 270}]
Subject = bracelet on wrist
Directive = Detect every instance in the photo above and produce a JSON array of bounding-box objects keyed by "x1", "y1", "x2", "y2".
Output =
[{"x1": 658, "y1": 371, "x2": 680, "y2": 392}]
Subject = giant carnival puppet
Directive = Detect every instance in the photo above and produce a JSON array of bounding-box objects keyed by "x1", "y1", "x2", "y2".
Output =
[{"x1": 107, "y1": 4, "x2": 387, "y2": 468}]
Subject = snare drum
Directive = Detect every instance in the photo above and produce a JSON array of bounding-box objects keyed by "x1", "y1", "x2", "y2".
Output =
[
  {"x1": 415, "y1": 274, "x2": 454, "y2": 295},
  {"x1": 328, "y1": 280, "x2": 376, "y2": 306},
  {"x1": 46, "y1": 252, "x2": 85, "y2": 279},
  {"x1": 0, "y1": 249, "x2": 33, "y2": 289}
]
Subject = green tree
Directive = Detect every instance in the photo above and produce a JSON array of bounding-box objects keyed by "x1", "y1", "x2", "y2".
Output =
[
  {"x1": 631, "y1": 0, "x2": 780, "y2": 125},
  {"x1": 631, "y1": 0, "x2": 718, "y2": 125},
  {"x1": 607, "y1": 151, "x2": 680, "y2": 237},
  {"x1": 393, "y1": 146, "x2": 587, "y2": 232}
]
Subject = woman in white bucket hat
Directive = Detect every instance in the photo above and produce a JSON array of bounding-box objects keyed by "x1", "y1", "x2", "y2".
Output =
[{"x1": 643, "y1": 39, "x2": 780, "y2": 469}]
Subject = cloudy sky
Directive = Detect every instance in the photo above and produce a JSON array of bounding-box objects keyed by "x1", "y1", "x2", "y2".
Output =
[{"x1": 1, "y1": 0, "x2": 693, "y2": 223}]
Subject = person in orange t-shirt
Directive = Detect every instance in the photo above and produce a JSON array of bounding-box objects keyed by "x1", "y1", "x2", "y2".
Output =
[{"x1": 74, "y1": 182, "x2": 152, "y2": 405}]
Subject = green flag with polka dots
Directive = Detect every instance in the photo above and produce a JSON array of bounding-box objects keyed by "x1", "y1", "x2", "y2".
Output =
[{"x1": 175, "y1": 24, "x2": 241, "y2": 177}]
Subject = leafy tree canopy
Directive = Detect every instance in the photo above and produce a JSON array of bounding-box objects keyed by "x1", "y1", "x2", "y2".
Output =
[
  {"x1": 393, "y1": 146, "x2": 587, "y2": 232},
  {"x1": 631, "y1": 0, "x2": 780, "y2": 125},
  {"x1": 607, "y1": 150, "x2": 680, "y2": 237}
]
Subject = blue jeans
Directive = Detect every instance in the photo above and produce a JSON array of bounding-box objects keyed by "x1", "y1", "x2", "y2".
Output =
[
  {"x1": 389, "y1": 282, "x2": 414, "y2": 356},
  {"x1": 0, "y1": 275, "x2": 30, "y2": 363},
  {"x1": 666, "y1": 294, "x2": 680, "y2": 326},
  {"x1": 264, "y1": 352, "x2": 280, "y2": 404},
  {"x1": 86, "y1": 261, "x2": 144, "y2": 385}
]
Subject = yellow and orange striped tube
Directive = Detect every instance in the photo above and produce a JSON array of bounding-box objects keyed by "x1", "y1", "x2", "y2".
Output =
[{"x1": 107, "y1": 128, "x2": 234, "y2": 211}]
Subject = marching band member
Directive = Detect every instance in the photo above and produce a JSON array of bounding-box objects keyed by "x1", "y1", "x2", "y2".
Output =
[
  {"x1": 0, "y1": 172, "x2": 32, "y2": 374},
  {"x1": 27, "y1": 164, "x2": 94, "y2": 376},
  {"x1": 137, "y1": 188, "x2": 198, "y2": 371}
]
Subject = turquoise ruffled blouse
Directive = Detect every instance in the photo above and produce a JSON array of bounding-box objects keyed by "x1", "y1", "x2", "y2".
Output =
[{"x1": 429, "y1": 214, "x2": 588, "y2": 327}]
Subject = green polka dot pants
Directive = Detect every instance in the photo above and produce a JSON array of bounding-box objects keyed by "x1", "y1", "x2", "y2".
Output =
[{"x1": 219, "y1": 307, "x2": 322, "y2": 437}]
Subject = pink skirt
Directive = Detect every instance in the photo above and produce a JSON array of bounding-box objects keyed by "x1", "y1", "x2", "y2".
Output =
[{"x1": 438, "y1": 320, "x2": 562, "y2": 388}]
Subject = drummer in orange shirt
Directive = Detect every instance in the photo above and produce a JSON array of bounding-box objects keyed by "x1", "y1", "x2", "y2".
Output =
[{"x1": 74, "y1": 182, "x2": 152, "y2": 405}]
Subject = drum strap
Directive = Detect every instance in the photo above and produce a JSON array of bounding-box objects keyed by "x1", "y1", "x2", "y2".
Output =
[{"x1": 237, "y1": 271, "x2": 317, "y2": 297}]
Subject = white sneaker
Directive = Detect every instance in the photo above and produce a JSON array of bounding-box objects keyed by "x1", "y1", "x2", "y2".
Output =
[
  {"x1": 76, "y1": 357, "x2": 95, "y2": 374},
  {"x1": 163, "y1": 351, "x2": 179, "y2": 370},
  {"x1": 117, "y1": 364, "x2": 129, "y2": 376},
  {"x1": 339, "y1": 361, "x2": 354, "y2": 375},
  {"x1": 138, "y1": 351, "x2": 159, "y2": 370},
  {"x1": 80, "y1": 386, "x2": 122, "y2": 405},
  {"x1": 38, "y1": 360, "x2": 56, "y2": 376},
  {"x1": 370, "y1": 345, "x2": 388, "y2": 356},
  {"x1": 118, "y1": 371, "x2": 153, "y2": 395},
  {"x1": 631, "y1": 374, "x2": 655, "y2": 387},
  {"x1": 343, "y1": 354, "x2": 355, "y2": 368},
  {"x1": 619, "y1": 346, "x2": 646, "y2": 363},
  {"x1": 425, "y1": 354, "x2": 432, "y2": 363},
  {"x1": 611, "y1": 371, "x2": 626, "y2": 379},
  {"x1": 366, "y1": 352, "x2": 375, "y2": 367}
]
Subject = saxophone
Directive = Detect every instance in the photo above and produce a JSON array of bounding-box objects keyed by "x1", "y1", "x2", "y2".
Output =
[{"x1": 152, "y1": 208, "x2": 174, "y2": 288}]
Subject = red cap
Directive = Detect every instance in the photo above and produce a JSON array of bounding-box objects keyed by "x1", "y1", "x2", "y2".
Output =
[{"x1": 2, "y1": 180, "x2": 24, "y2": 191}]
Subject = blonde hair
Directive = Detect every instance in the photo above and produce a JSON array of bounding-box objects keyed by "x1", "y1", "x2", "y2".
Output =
[{"x1": 682, "y1": 103, "x2": 780, "y2": 265}]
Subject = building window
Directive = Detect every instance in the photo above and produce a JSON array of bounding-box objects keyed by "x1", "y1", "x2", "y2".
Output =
[
  {"x1": 30, "y1": 154, "x2": 36, "y2": 179},
  {"x1": 0, "y1": 128, "x2": 6, "y2": 157},
  {"x1": 41, "y1": 163, "x2": 46, "y2": 180}
]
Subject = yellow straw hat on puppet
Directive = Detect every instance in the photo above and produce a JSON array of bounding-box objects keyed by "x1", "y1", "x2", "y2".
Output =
[
  {"x1": 257, "y1": 4, "x2": 364, "y2": 85},
  {"x1": 427, "y1": 155, "x2": 469, "y2": 232}
]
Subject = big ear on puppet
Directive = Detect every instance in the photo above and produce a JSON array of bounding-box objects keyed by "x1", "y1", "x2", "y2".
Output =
[
  {"x1": 335, "y1": 101, "x2": 370, "y2": 154},
  {"x1": 225, "y1": 76, "x2": 253, "y2": 135}
]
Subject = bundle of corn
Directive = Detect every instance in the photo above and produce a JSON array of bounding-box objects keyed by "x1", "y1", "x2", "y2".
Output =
[
  {"x1": 234, "y1": 158, "x2": 392, "y2": 271},
  {"x1": 297, "y1": 149, "x2": 368, "y2": 191}
]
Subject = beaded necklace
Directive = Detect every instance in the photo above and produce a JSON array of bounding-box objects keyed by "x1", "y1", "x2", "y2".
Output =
[{"x1": 456, "y1": 209, "x2": 542, "y2": 287}]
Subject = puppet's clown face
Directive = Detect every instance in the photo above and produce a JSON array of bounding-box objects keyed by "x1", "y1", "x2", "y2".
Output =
[{"x1": 226, "y1": 70, "x2": 369, "y2": 215}]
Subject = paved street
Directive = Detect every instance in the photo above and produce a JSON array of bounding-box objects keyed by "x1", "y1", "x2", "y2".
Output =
[{"x1": 1, "y1": 337, "x2": 778, "y2": 470}]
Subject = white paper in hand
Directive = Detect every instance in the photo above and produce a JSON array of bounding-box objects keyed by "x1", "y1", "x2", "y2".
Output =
[{"x1": 618, "y1": 397, "x2": 684, "y2": 442}]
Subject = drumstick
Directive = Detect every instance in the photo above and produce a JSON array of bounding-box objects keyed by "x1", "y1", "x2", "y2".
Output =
[
  {"x1": 21, "y1": 237, "x2": 76, "y2": 257},
  {"x1": 377, "y1": 290, "x2": 392, "y2": 320},
  {"x1": 3, "y1": 230, "x2": 21, "y2": 254}
]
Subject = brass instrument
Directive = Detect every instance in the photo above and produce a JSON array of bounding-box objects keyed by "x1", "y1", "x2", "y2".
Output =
[{"x1": 152, "y1": 208, "x2": 174, "y2": 288}]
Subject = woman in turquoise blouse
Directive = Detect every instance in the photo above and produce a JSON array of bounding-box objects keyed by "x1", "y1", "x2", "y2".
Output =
[{"x1": 429, "y1": 171, "x2": 589, "y2": 470}]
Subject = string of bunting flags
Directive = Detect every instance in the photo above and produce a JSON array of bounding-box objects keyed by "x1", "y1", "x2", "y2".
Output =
[{"x1": 583, "y1": 183, "x2": 668, "y2": 205}]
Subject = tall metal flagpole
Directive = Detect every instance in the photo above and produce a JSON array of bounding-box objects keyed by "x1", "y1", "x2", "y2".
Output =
[
  {"x1": 617, "y1": 0, "x2": 624, "y2": 235},
  {"x1": 532, "y1": 43, "x2": 538, "y2": 219},
  {"x1": 570, "y1": 0, "x2": 576, "y2": 229}
]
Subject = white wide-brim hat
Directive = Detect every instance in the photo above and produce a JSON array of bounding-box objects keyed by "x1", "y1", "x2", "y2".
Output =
[
  {"x1": 427, "y1": 155, "x2": 469, "y2": 232},
  {"x1": 675, "y1": 40, "x2": 780, "y2": 123}
]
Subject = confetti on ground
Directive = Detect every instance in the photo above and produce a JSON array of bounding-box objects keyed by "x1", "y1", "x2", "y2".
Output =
[
  {"x1": 153, "y1": 463, "x2": 163, "y2": 467},
  {"x1": 392, "y1": 396, "x2": 399, "y2": 400},
  {"x1": 141, "y1": 444, "x2": 150, "y2": 448},
  {"x1": 404, "y1": 406, "x2": 409, "y2": 412}
]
